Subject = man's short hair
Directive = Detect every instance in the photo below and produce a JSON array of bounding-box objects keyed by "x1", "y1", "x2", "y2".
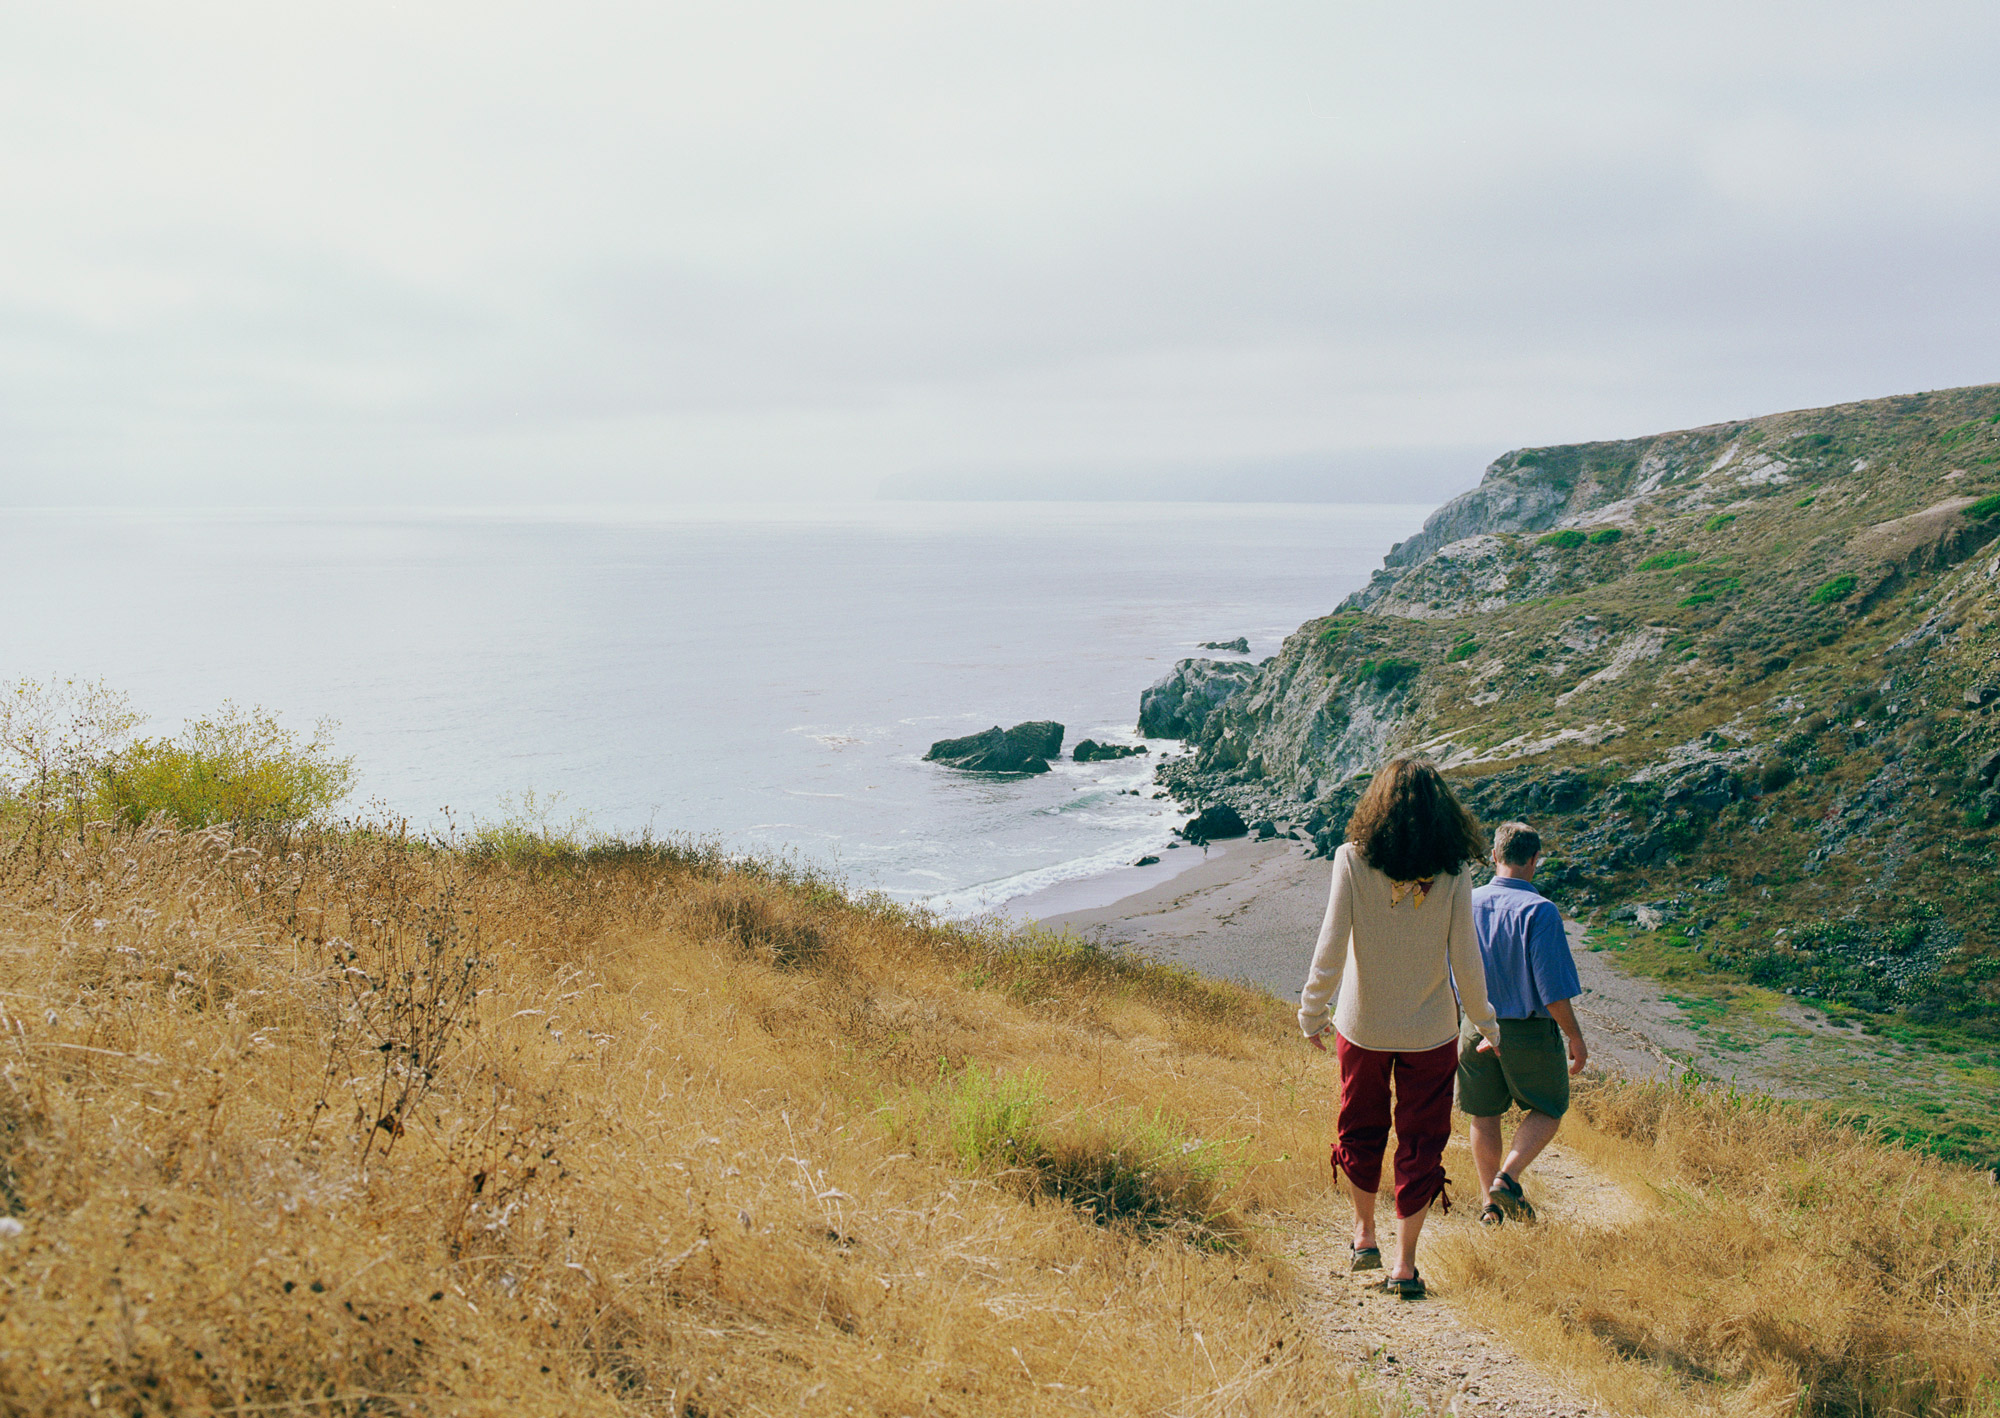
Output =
[{"x1": 1493, "y1": 821, "x2": 1541, "y2": 867}]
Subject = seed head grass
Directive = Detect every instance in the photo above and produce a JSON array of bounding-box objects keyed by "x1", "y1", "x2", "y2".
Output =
[{"x1": 0, "y1": 812, "x2": 1371, "y2": 1415}]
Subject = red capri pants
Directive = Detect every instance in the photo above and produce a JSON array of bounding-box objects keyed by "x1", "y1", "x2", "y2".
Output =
[{"x1": 1330, "y1": 1031, "x2": 1459, "y2": 1218}]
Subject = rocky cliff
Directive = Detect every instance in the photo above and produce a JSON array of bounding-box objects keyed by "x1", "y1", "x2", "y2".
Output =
[{"x1": 1154, "y1": 383, "x2": 2000, "y2": 1064}]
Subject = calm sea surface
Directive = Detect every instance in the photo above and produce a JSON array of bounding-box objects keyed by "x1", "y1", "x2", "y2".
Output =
[{"x1": 0, "y1": 503, "x2": 1429, "y2": 914}]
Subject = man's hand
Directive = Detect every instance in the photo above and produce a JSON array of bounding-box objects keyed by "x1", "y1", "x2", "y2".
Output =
[
  {"x1": 1475, "y1": 1035, "x2": 1501, "y2": 1057},
  {"x1": 1548, "y1": 998, "x2": 1587, "y2": 1076}
]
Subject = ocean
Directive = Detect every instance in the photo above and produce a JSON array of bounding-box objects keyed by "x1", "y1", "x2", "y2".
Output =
[{"x1": 0, "y1": 502, "x2": 1429, "y2": 915}]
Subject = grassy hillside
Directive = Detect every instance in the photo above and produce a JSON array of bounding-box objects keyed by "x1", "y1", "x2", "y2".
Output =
[
  {"x1": 1, "y1": 811, "x2": 1997, "y2": 1414},
  {"x1": 1161, "y1": 383, "x2": 2000, "y2": 1163}
]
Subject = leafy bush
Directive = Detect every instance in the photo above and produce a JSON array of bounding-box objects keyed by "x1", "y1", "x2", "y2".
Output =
[
  {"x1": 1445, "y1": 639, "x2": 1479, "y2": 663},
  {"x1": 1680, "y1": 592, "x2": 1716, "y2": 607},
  {"x1": 0, "y1": 676, "x2": 143, "y2": 815},
  {"x1": 1795, "y1": 495, "x2": 1817, "y2": 508},
  {"x1": 1538, "y1": 529, "x2": 1587, "y2": 550},
  {"x1": 1704, "y1": 513, "x2": 1738, "y2": 532},
  {"x1": 1315, "y1": 613, "x2": 1361, "y2": 646},
  {"x1": 465, "y1": 787, "x2": 603, "y2": 865},
  {"x1": 1355, "y1": 658, "x2": 1419, "y2": 692},
  {"x1": 1587, "y1": 527, "x2": 1623, "y2": 545},
  {"x1": 1809, "y1": 574, "x2": 1859, "y2": 606},
  {"x1": 1638, "y1": 548, "x2": 1697, "y2": 571},
  {"x1": 96, "y1": 705, "x2": 353, "y2": 829},
  {"x1": 1967, "y1": 492, "x2": 2000, "y2": 520}
]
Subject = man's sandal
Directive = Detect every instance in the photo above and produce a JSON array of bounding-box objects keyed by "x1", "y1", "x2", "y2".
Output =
[
  {"x1": 1348, "y1": 1244, "x2": 1383, "y2": 1272},
  {"x1": 1376, "y1": 1271, "x2": 1426, "y2": 1300},
  {"x1": 1490, "y1": 1170, "x2": 1536, "y2": 1223},
  {"x1": 1479, "y1": 1202, "x2": 1505, "y2": 1227}
]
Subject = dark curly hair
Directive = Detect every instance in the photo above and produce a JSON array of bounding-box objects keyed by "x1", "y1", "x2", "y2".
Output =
[{"x1": 1345, "y1": 757, "x2": 1487, "y2": 881}]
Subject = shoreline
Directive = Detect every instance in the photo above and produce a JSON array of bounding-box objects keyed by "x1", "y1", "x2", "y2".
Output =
[{"x1": 1028, "y1": 832, "x2": 1837, "y2": 1092}]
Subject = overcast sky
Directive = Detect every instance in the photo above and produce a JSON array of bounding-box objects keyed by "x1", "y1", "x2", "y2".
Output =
[{"x1": 3, "y1": 2, "x2": 1997, "y2": 507}]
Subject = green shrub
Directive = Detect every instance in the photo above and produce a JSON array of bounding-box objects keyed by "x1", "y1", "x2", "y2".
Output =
[
  {"x1": 1759, "y1": 760, "x2": 1797, "y2": 793},
  {"x1": 465, "y1": 787, "x2": 604, "y2": 865},
  {"x1": 1809, "y1": 574, "x2": 1859, "y2": 606},
  {"x1": 1355, "y1": 658, "x2": 1420, "y2": 692},
  {"x1": 941, "y1": 1066, "x2": 1050, "y2": 1170},
  {"x1": 1517, "y1": 450, "x2": 1543, "y2": 466},
  {"x1": 1680, "y1": 592, "x2": 1716, "y2": 607},
  {"x1": 96, "y1": 705, "x2": 353, "y2": 829},
  {"x1": 1538, "y1": 529, "x2": 1587, "y2": 550},
  {"x1": 1587, "y1": 527, "x2": 1623, "y2": 545},
  {"x1": 1445, "y1": 639, "x2": 1479, "y2": 663},
  {"x1": 1967, "y1": 493, "x2": 2000, "y2": 520},
  {"x1": 1638, "y1": 548, "x2": 1697, "y2": 571},
  {"x1": 1704, "y1": 513, "x2": 1738, "y2": 532},
  {"x1": 888, "y1": 1067, "x2": 1237, "y2": 1243},
  {"x1": 1795, "y1": 495, "x2": 1817, "y2": 507}
]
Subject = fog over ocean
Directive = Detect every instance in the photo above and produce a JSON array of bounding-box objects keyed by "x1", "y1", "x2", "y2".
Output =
[{"x1": 1, "y1": 502, "x2": 1429, "y2": 914}]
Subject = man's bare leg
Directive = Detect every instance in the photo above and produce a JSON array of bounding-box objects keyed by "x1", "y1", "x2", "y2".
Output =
[
  {"x1": 1500, "y1": 1110, "x2": 1562, "y2": 1183},
  {"x1": 1469, "y1": 1114, "x2": 1504, "y2": 1197}
]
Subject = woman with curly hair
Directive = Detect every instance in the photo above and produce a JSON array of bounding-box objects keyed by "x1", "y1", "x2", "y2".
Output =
[{"x1": 1298, "y1": 756, "x2": 1500, "y2": 1299}]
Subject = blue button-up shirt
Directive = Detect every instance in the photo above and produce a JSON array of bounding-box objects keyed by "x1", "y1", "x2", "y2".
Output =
[{"x1": 1470, "y1": 876, "x2": 1579, "y2": 1020}]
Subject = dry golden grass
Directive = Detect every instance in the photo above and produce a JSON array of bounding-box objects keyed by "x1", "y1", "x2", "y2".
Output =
[
  {"x1": 6, "y1": 814, "x2": 1998, "y2": 1416},
  {"x1": 0, "y1": 817, "x2": 1389, "y2": 1416},
  {"x1": 1436, "y1": 1078, "x2": 2000, "y2": 1418}
]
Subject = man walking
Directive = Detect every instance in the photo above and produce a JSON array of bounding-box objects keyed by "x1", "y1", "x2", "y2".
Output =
[{"x1": 1457, "y1": 821, "x2": 1587, "y2": 1224}]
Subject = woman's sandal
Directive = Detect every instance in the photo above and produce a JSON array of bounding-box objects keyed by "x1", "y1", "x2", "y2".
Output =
[
  {"x1": 1376, "y1": 1271, "x2": 1426, "y2": 1300},
  {"x1": 1479, "y1": 1202, "x2": 1505, "y2": 1227},
  {"x1": 1490, "y1": 1170, "x2": 1536, "y2": 1223},
  {"x1": 1348, "y1": 1244, "x2": 1383, "y2": 1272}
]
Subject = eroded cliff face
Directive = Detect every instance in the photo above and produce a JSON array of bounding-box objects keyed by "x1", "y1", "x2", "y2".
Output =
[{"x1": 1153, "y1": 383, "x2": 2000, "y2": 1045}]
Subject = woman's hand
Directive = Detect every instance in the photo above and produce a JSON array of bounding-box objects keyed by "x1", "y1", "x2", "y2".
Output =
[
  {"x1": 1476, "y1": 1036, "x2": 1502, "y2": 1058},
  {"x1": 1307, "y1": 1030, "x2": 1329, "y2": 1052}
]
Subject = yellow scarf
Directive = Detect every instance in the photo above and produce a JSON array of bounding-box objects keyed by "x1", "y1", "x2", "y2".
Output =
[{"x1": 1389, "y1": 877, "x2": 1436, "y2": 909}]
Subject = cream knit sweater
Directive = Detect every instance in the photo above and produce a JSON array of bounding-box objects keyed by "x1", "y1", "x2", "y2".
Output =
[{"x1": 1297, "y1": 843, "x2": 1501, "y2": 1052}]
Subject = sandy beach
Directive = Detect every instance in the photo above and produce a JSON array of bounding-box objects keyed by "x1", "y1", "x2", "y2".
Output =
[{"x1": 1029, "y1": 838, "x2": 1803, "y2": 1088}]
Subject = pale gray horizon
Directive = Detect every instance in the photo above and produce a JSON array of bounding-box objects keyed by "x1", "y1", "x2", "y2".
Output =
[{"x1": 3, "y1": 3, "x2": 1997, "y2": 508}]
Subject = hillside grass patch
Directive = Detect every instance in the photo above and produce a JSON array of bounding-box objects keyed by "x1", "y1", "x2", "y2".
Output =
[
  {"x1": 1439, "y1": 1077, "x2": 2000, "y2": 1418},
  {"x1": 1810, "y1": 574, "x2": 1859, "y2": 605}
]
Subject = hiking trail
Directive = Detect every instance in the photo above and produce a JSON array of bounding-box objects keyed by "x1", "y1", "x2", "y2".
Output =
[{"x1": 1282, "y1": 1141, "x2": 1641, "y2": 1416}]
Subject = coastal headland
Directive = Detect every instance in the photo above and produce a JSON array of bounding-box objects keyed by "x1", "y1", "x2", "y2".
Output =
[{"x1": 1093, "y1": 382, "x2": 2000, "y2": 1164}]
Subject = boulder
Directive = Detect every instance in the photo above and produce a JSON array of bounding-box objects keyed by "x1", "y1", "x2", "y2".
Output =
[
  {"x1": 1139, "y1": 658, "x2": 1260, "y2": 738},
  {"x1": 1200, "y1": 637, "x2": 1250, "y2": 653},
  {"x1": 924, "y1": 720, "x2": 1066, "y2": 774},
  {"x1": 1133, "y1": 855, "x2": 1161, "y2": 867},
  {"x1": 1252, "y1": 818, "x2": 1277, "y2": 840},
  {"x1": 1074, "y1": 739, "x2": 1147, "y2": 762},
  {"x1": 1179, "y1": 804, "x2": 1248, "y2": 845}
]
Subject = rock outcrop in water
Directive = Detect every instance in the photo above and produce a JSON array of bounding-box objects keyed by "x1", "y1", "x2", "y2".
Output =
[
  {"x1": 1073, "y1": 739, "x2": 1147, "y2": 762},
  {"x1": 1147, "y1": 383, "x2": 2000, "y2": 1062},
  {"x1": 1138, "y1": 659, "x2": 1259, "y2": 739},
  {"x1": 925, "y1": 721, "x2": 1065, "y2": 774},
  {"x1": 1200, "y1": 637, "x2": 1250, "y2": 653}
]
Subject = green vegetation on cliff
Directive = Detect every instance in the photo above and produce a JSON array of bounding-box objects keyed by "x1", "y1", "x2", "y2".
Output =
[{"x1": 1157, "y1": 383, "x2": 2000, "y2": 1162}]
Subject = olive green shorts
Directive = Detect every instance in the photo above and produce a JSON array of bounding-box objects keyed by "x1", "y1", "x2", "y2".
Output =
[{"x1": 1457, "y1": 1016, "x2": 1571, "y2": 1119}]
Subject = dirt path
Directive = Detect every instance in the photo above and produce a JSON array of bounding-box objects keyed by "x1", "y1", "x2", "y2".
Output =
[{"x1": 1284, "y1": 1142, "x2": 1640, "y2": 1416}]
